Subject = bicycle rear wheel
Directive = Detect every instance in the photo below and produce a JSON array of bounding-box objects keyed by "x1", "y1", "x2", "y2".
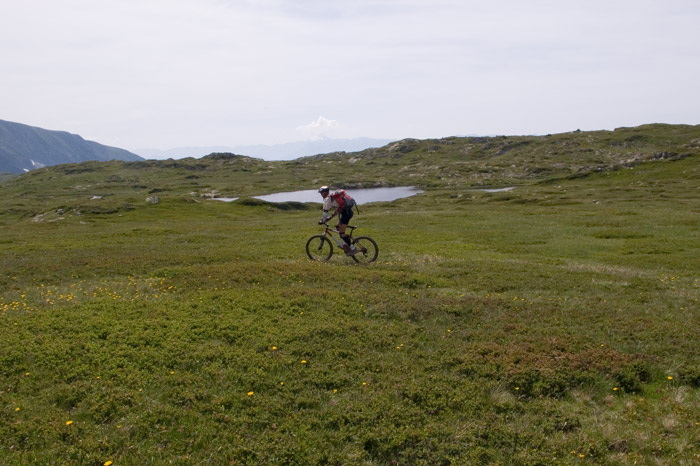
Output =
[
  {"x1": 306, "y1": 235, "x2": 333, "y2": 262},
  {"x1": 351, "y1": 236, "x2": 378, "y2": 263}
]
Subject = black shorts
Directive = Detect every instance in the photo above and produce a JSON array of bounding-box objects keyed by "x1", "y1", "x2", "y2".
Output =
[{"x1": 339, "y1": 206, "x2": 354, "y2": 225}]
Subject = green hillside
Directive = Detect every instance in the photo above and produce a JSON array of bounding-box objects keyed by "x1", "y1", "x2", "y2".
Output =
[
  {"x1": 2, "y1": 123, "x2": 699, "y2": 221},
  {"x1": 0, "y1": 172, "x2": 17, "y2": 183},
  {"x1": 1, "y1": 124, "x2": 699, "y2": 465}
]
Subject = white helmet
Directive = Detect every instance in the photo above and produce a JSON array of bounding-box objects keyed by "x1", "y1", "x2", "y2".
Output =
[{"x1": 318, "y1": 185, "x2": 329, "y2": 193}]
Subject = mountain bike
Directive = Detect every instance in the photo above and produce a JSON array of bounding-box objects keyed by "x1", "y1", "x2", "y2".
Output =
[{"x1": 306, "y1": 223, "x2": 379, "y2": 263}]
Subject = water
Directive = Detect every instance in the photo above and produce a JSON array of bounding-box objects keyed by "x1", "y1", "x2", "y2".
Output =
[
  {"x1": 478, "y1": 187, "x2": 515, "y2": 193},
  {"x1": 253, "y1": 186, "x2": 424, "y2": 204}
]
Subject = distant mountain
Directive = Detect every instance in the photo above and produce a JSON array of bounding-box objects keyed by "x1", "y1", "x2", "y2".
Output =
[
  {"x1": 0, "y1": 119, "x2": 143, "y2": 174},
  {"x1": 136, "y1": 137, "x2": 395, "y2": 160}
]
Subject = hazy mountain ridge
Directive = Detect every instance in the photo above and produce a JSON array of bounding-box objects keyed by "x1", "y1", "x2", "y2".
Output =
[
  {"x1": 135, "y1": 137, "x2": 395, "y2": 160},
  {"x1": 0, "y1": 119, "x2": 143, "y2": 174}
]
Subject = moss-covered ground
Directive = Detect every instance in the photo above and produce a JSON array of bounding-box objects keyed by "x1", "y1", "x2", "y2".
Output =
[{"x1": 1, "y1": 128, "x2": 699, "y2": 465}]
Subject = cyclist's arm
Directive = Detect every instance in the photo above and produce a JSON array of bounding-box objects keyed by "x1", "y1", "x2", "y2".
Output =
[
  {"x1": 321, "y1": 208, "x2": 338, "y2": 223},
  {"x1": 321, "y1": 197, "x2": 335, "y2": 223}
]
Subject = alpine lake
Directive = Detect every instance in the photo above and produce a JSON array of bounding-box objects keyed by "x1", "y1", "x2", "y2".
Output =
[{"x1": 212, "y1": 186, "x2": 424, "y2": 204}]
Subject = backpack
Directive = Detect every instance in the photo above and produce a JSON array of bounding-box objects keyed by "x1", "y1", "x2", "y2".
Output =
[{"x1": 332, "y1": 190, "x2": 359, "y2": 214}]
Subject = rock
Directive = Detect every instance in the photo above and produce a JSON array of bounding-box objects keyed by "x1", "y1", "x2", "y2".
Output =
[{"x1": 146, "y1": 196, "x2": 160, "y2": 204}]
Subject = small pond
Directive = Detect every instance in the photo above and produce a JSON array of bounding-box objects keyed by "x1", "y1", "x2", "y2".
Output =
[
  {"x1": 477, "y1": 187, "x2": 515, "y2": 193},
  {"x1": 253, "y1": 186, "x2": 424, "y2": 204}
]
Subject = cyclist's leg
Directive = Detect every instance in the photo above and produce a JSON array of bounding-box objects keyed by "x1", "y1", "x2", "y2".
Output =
[{"x1": 338, "y1": 208, "x2": 354, "y2": 250}]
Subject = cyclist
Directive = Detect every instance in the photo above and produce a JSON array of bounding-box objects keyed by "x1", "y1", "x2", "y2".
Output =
[{"x1": 318, "y1": 186, "x2": 356, "y2": 254}]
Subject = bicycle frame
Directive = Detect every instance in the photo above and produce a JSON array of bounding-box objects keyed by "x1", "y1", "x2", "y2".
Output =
[{"x1": 319, "y1": 223, "x2": 355, "y2": 249}]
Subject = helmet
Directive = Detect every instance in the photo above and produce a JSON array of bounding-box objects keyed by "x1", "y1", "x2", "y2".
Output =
[{"x1": 318, "y1": 185, "x2": 329, "y2": 193}]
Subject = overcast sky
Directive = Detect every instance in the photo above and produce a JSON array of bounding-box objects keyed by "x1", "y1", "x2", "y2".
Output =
[{"x1": 1, "y1": 0, "x2": 699, "y2": 153}]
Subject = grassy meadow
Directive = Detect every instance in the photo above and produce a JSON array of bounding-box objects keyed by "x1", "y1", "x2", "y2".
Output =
[{"x1": 1, "y1": 126, "x2": 700, "y2": 465}]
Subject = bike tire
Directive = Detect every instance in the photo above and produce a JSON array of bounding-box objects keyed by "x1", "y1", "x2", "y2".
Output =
[
  {"x1": 350, "y1": 236, "x2": 379, "y2": 263},
  {"x1": 306, "y1": 235, "x2": 333, "y2": 262}
]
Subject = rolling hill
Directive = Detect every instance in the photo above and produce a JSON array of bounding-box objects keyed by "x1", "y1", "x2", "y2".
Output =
[{"x1": 1, "y1": 123, "x2": 698, "y2": 219}]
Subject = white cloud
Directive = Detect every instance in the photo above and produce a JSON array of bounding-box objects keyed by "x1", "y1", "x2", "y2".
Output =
[{"x1": 296, "y1": 116, "x2": 340, "y2": 140}]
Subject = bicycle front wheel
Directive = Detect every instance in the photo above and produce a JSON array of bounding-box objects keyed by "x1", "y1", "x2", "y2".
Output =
[
  {"x1": 351, "y1": 236, "x2": 378, "y2": 263},
  {"x1": 306, "y1": 235, "x2": 333, "y2": 262}
]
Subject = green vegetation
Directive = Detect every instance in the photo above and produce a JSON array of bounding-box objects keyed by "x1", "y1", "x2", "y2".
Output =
[
  {"x1": 0, "y1": 174, "x2": 17, "y2": 185},
  {"x1": 1, "y1": 125, "x2": 699, "y2": 464}
]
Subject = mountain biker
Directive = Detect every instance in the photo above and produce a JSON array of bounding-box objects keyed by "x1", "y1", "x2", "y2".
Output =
[{"x1": 318, "y1": 186, "x2": 356, "y2": 254}]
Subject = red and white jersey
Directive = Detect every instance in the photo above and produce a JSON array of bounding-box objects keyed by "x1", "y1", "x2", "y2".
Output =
[{"x1": 323, "y1": 196, "x2": 339, "y2": 211}]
